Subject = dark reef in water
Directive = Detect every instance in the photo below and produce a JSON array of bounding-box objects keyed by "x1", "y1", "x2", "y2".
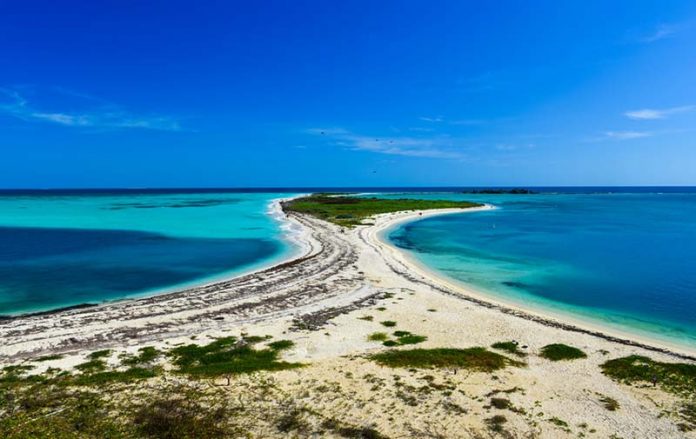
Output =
[
  {"x1": 460, "y1": 188, "x2": 537, "y2": 195},
  {"x1": 502, "y1": 281, "x2": 529, "y2": 289}
]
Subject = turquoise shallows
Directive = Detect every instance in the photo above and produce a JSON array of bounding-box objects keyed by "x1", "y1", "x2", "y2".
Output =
[
  {"x1": 385, "y1": 192, "x2": 696, "y2": 349},
  {"x1": 0, "y1": 192, "x2": 299, "y2": 315}
]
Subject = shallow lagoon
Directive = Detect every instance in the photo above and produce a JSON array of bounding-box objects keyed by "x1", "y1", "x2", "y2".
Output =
[
  {"x1": 0, "y1": 191, "x2": 298, "y2": 314},
  {"x1": 385, "y1": 191, "x2": 696, "y2": 349}
]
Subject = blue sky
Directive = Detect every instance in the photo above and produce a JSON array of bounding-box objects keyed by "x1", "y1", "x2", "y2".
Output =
[{"x1": 1, "y1": 1, "x2": 695, "y2": 188}]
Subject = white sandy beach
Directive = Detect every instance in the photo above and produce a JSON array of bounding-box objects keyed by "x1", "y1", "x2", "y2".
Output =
[{"x1": 1, "y1": 203, "x2": 695, "y2": 438}]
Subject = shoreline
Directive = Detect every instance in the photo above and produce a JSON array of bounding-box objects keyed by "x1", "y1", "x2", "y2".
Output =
[{"x1": 366, "y1": 206, "x2": 696, "y2": 360}]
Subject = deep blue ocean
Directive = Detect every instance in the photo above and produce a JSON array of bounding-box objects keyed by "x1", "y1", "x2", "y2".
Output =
[
  {"x1": 381, "y1": 189, "x2": 696, "y2": 349},
  {"x1": 0, "y1": 191, "x2": 300, "y2": 315}
]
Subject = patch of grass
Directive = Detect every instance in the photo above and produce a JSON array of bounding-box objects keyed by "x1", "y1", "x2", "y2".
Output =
[
  {"x1": 368, "y1": 332, "x2": 389, "y2": 342},
  {"x1": 600, "y1": 355, "x2": 696, "y2": 396},
  {"x1": 380, "y1": 321, "x2": 397, "y2": 327},
  {"x1": 276, "y1": 404, "x2": 308, "y2": 433},
  {"x1": 369, "y1": 331, "x2": 427, "y2": 347},
  {"x1": 393, "y1": 332, "x2": 427, "y2": 346},
  {"x1": 2, "y1": 364, "x2": 34, "y2": 374},
  {"x1": 490, "y1": 397, "x2": 511, "y2": 410},
  {"x1": 358, "y1": 315, "x2": 374, "y2": 321},
  {"x1": 679, "y1": 402, "x2": 696, "y2": 432},
  {"x1": 548, "y1": 417, "x2": 570, "y2": 430},
  {"x1": 599, "y1": 395, "x2": 620, "y2": 411},
  {"x1": 491, "y1": 341, "x2": 527, "y2": 357},
  {"x1": 168, "y1": 336, "x2": 302, "y2": 378},
  {"x1": 133, "y1": 392, "x2": 239, "y2": 439},
  {"x1": 121, "y1": 346, "x2": 161, "y2": 367},
  {"x1": 268, "y1": 340, "x2": 295, "y2": 351},
  {"x1": 88, "y1": 349, "x2": 112, "y2": 360},
  {"x1": 283, "y1": 195, "x2": 483, "y2": 226},
  {"x1": 369, "y1": 347, "x2": 523, "y2": 371},
  {"x1": 539, "y1": 344, "x2": 587, "y2": 361},
  {"x1": 75, "y1": 359, "x2": 107, "y2": 373},
  {"x1": 0, "y1": 387, "x2": 124, "y2": 437},
  {"x1": 73, "y1": 367, "x2": 158, "y2": 386},
  {"x1": 0, "y1": 365, "x2": 38, "y2": 384},
  {"x1": 485, "y1": 414, "x2": 507, "y2": 433},
  {"x1": 336, "y1": 426, "x2": 388, "y2": 438}
]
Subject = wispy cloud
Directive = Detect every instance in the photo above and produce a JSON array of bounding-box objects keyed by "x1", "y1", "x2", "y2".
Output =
[
  {"x1": 308, "y1": 127, "x2": 465, "y2": 159},
  {"x1": 495, "y1": 143, "x2": 535, "y2": 151},
  {"x1": 604, "y1": 130, "x2": 652, "y2": 140},
  {"x1": 0, "y1": 87, "x2": 182, "y2": 131},
  {"x1": 624, "y1": 105, "x2": 694, "y2": 120},
  {"x1": 418, "y1": 116, "x2": 485, "y2": 126},
  {"x1": 419, "y1": 116, "x2": 444, "y2": 123},
  {"x1": 637, "y1": 23, "x2": 684, "y2": 43}
]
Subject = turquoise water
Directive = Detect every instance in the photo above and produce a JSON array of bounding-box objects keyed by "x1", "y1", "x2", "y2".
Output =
[
  {"x1": 383, "y1": 191, "x2": 696, "y2": 349},
  {"x1": 0, "y1": 191, "x2": 299, "y2": 315}
]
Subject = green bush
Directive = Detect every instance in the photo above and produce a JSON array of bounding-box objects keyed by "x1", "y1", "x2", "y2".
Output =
[
  {"x1": 370, "y1": 347, "x2": 523, "y2": 371},
  {"x1": 539, "y1": 344, "x2": 586, "y2": 361}
]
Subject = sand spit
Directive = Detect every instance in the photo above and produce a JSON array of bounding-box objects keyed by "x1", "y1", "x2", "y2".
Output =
[{"x1": 1, "y1": 205, "x2": 694, "y2": 438}]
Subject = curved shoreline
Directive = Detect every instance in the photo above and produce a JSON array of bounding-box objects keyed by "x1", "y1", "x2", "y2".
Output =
[
  {"x1": 0, "y1": 196, "x2": 310, "y2": 320},
  {"x1": 1, "y1": 201, "x2": 695, "y2": 365},
  {"x1": 365, "y1": 206, "x2": 696, "y2": 360}
]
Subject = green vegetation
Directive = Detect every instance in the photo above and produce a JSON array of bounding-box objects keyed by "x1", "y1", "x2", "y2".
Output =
[
  {"x1": 283, "y1": 194, "x2": 483, "y2": 226},
  {"x1": 34, "y1": 354, "x2": 64, "y2": 362},
  {"x1": 369, "y1": 347, "x2": 523, "y2": 371},
  {"x1": 88, "y1": 349, "x2": 112, "y2": 359},
  {"x1": 490, "y1": 397, "x2": 511, "y2": 410},
  {"x1": 485, "y1": 414, "x2": 508, "y2": 433},
  {"x1": 368, "y1": 332, "x2": 389, "y2": 342},
  {"x1": 367, "y1": 331, "x2": 427, "y2": 347},
  {"x1": 600, "y1": 355, "x2": 696, "y2": 397},
  {"x1": 0, "y1": 336, "x2": 385, "y2": 439},
  {"x1": 599, "y1": 395, "x2": 620, "y2": 411},
  {"x1": 679, "y1": 402, "x2": 696, "y2": 432},
  {"x1": 132, "y1": 391, "x2": 241, "y2": 439},
  {"x1": 121, "y1": 346, "x2": 161, "y2": 367},
  {"x1": 75, "y1": 358, "x2": 108, "y2": 373},
  {"x1": 73, "y1": 366, "x2": 158, "y2": 386},
  {"x1": 391, "y1": 331, "x2": 427, "y2": 345},
  {"x1": 268, "y1": 340, "x2": 295, "y2": 351},
  {"x1": 380, "y1": 320, "x2": 397, "y2": 327},
  {"x1": 491, "y1": 341, "x2": 527, "y2": 357},
  {"x1": 539, "y1": 343, "x2": 587, "y2": 361},
  {"x1": 548, "y1": 417, "x2": 569, "y2": 428},
  {"x1": 169, "y1": 336, "x2": 301, "y2": 378}
]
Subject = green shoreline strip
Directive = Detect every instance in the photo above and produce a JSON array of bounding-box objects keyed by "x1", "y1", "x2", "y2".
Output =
[{"x1": 283, "y1": 194, "x2": 483, "y2": 226}]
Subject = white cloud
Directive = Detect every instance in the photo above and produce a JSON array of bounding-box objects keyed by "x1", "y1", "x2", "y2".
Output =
[
  {"x1": 418, "y1": 116, "x2": 485, "y2": 126},
  {"x1": 605, "y1": 131, "x2": 652, "y2": 140},
  {"x1": 638, "y1": 23, "x2": 683, "y2": 43},
  {"x1": 624, "y1": 105, "x2": 694, "y2": 120},
  {"x1": 495, "y1": 143, "x2": 535, "y2": 151},
  {"x1": 419, "y1": 116, "x2": 444, "y2": 123},
  {"x1": 309, "y1": 127, "x2": 465, "y2": 159},
  {"x1": 0, "y1": 87, "x2": 181, "y2": 131}
]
